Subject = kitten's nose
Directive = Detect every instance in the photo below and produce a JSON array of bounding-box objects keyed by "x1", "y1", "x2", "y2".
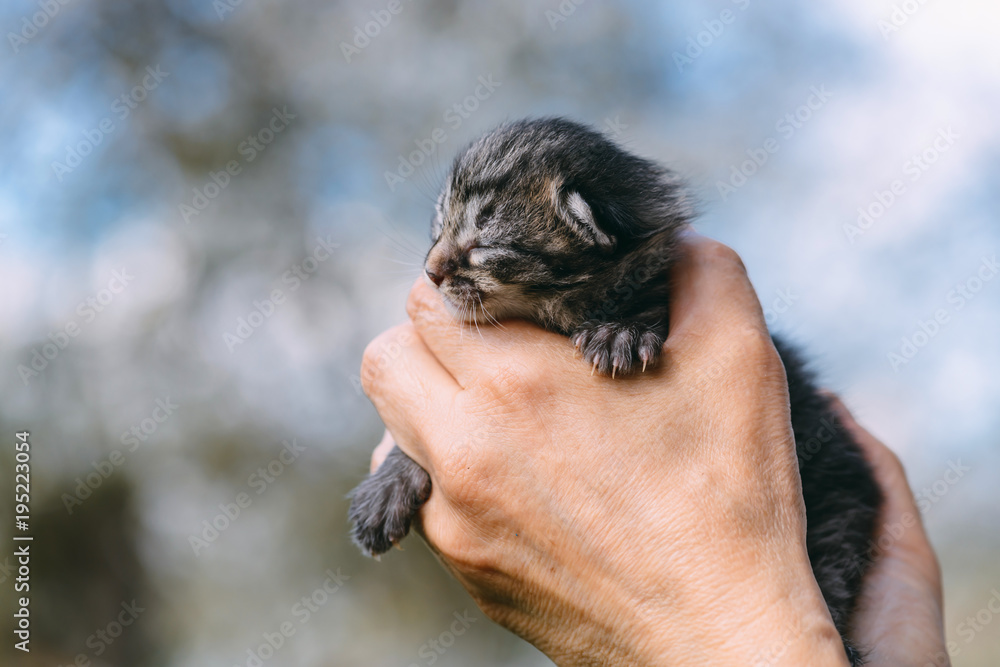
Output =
[
  {"x1": 425, "y1": 269, "x2": 444, "y2": 286},
  {"x1": 425, "y1": 243, "x2": 457, "y2": 288}
]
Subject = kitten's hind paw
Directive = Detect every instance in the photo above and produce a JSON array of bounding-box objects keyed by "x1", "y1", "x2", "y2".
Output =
[
  {"x1": 348, "y1": 446, "x2": 431, "y2": 557},
  {"x1": 570, "y1": 321, "x2": 664, "y2": 377}
]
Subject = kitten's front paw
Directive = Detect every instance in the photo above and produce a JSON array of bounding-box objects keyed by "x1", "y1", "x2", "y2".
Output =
[
  {"x1": 570, "y1": 321, "x2": 664, "y2": 377},
  {"x1": 348, "y1": 446, "x2": 431, "y2": 557}
]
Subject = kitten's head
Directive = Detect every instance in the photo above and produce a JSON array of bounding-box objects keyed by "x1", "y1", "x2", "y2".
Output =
[{"x1": 424, "y1": 118, "x2": 685, "y2": 323}]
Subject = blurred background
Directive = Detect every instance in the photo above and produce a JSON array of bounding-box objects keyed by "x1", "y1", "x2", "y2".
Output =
[{"x1": 1, "y1": 0, "x2": 998, "y2": 665}]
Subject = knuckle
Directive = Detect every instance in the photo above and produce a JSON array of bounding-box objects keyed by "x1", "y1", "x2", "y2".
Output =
[
  {"x1": 491, "y1": 363, "x2": 532, "y2": 398},
  {"x1": 698, "y1": 326, "x2": 782, "y2": 392},
  {"x1": 431, "y1": 511, "x2": 512, "y2": 579},
  {"x1": 429, "y1": 420, "x2": 508, "y2": 511},
  {"x1": 474, "y1": 360, "x2": 547, "y2": 407},
  {"x1": 435, "y1": 528, "x2": 494, "y2": 573},
  {"x1": 700, "y1": 239, "x2": 747, "y2": 273},
  {"x1": 359, "y1": 326, "x2": 414, "y2": 397},
  {"x1": 406, "y1": 280, "x2": 440, "y2": 322},
  {"x1": 884, "y1": 448, "x2": 905, "y2": 475},
  {"x1": 736, "y1": 325, "x2": 779, "y2": 365},
  {"x1": 359, "y1": 341, "x2": 384, "y2": 397},
  {"x1": 744, "y1": 325, "x2": 776, "y2": 353}
]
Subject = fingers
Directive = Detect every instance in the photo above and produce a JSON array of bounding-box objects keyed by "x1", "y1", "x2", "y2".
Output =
[
  {"x1": 370, "y1": 429, "x2": 395, "y2": 473},
  {"x1": 666, "y1": 230, "x2": 771, "y2": 361},
  {"x1": 361, "y1": 322, "x2": 460, "y2": 471},
  {"x1": 405, "y1": 279, "x2": 572, "y2": 386}
]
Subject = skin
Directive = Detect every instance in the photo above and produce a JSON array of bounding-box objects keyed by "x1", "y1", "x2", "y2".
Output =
[{"x1": 360, "y1": 232, "x2": 947, "y2": 666}]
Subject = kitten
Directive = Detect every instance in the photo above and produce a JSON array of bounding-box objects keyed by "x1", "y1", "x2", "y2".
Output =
[{"x1": 350, "y1": 117, "x2": 882, "y2": 665}]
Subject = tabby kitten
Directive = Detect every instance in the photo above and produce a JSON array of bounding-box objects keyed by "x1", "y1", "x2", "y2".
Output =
[{"x1": 350, "y1": 117, "x2": 882, "y2": 665}]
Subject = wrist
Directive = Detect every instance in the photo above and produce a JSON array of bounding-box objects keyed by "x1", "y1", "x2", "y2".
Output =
[
  {"x1": 634, "y1": 591, "x2": 849, "y2": 666},
  {"x1": 610, "y1": 555, "x2": 851, "y2": 666}
]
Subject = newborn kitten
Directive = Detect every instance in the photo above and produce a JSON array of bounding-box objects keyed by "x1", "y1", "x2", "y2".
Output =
[{"x1": 350, "y1": 117, "x2": 882, "y2": 664}]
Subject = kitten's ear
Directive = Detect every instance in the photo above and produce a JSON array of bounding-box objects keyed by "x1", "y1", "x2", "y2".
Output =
[{"x1": 554, "y1": 188, "x2": 616, "y2": 251}]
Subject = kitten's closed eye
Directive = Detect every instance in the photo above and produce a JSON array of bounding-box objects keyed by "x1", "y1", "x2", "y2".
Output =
[{"x1": 467, "y1": 245, "x2": 504, "y2": 265}]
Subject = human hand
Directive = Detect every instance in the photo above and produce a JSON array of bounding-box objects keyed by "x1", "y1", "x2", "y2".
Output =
[
  {"x1": 361, "y1": 234, "x2": 850, "y2": 666},
  {"x1": 827, "y1": 398, "x2": 949, "y2": 666}
]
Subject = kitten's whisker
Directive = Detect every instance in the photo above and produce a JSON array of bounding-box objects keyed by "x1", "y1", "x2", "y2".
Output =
[
  {"x1": 475, "y1": 294, "x2": 494, "y2": 332},
  {"x1": 386, "y1": 267, "x2": 423, "y2": 279},
  {"x1": 390, "y1": 277, "x2": 419, "y2": 291},
  {"x1": 485, "y1": 308, "x2": 505, "y2": 330},
  {"x1": 477, "y1": 296, "x2": 506, "y2": 330},
  {"x1": 387, "y1": 257, "x2": 424, "y2": 268},
  {"x1": 472, "y1": 306, "x2": 484, "y2": 340},
  {"x1": 374, "y1": 217, "x2": 427, "y2": 263},
  {"x1": 381, "y1": 233, "x2": 423, "y2": 256}
]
